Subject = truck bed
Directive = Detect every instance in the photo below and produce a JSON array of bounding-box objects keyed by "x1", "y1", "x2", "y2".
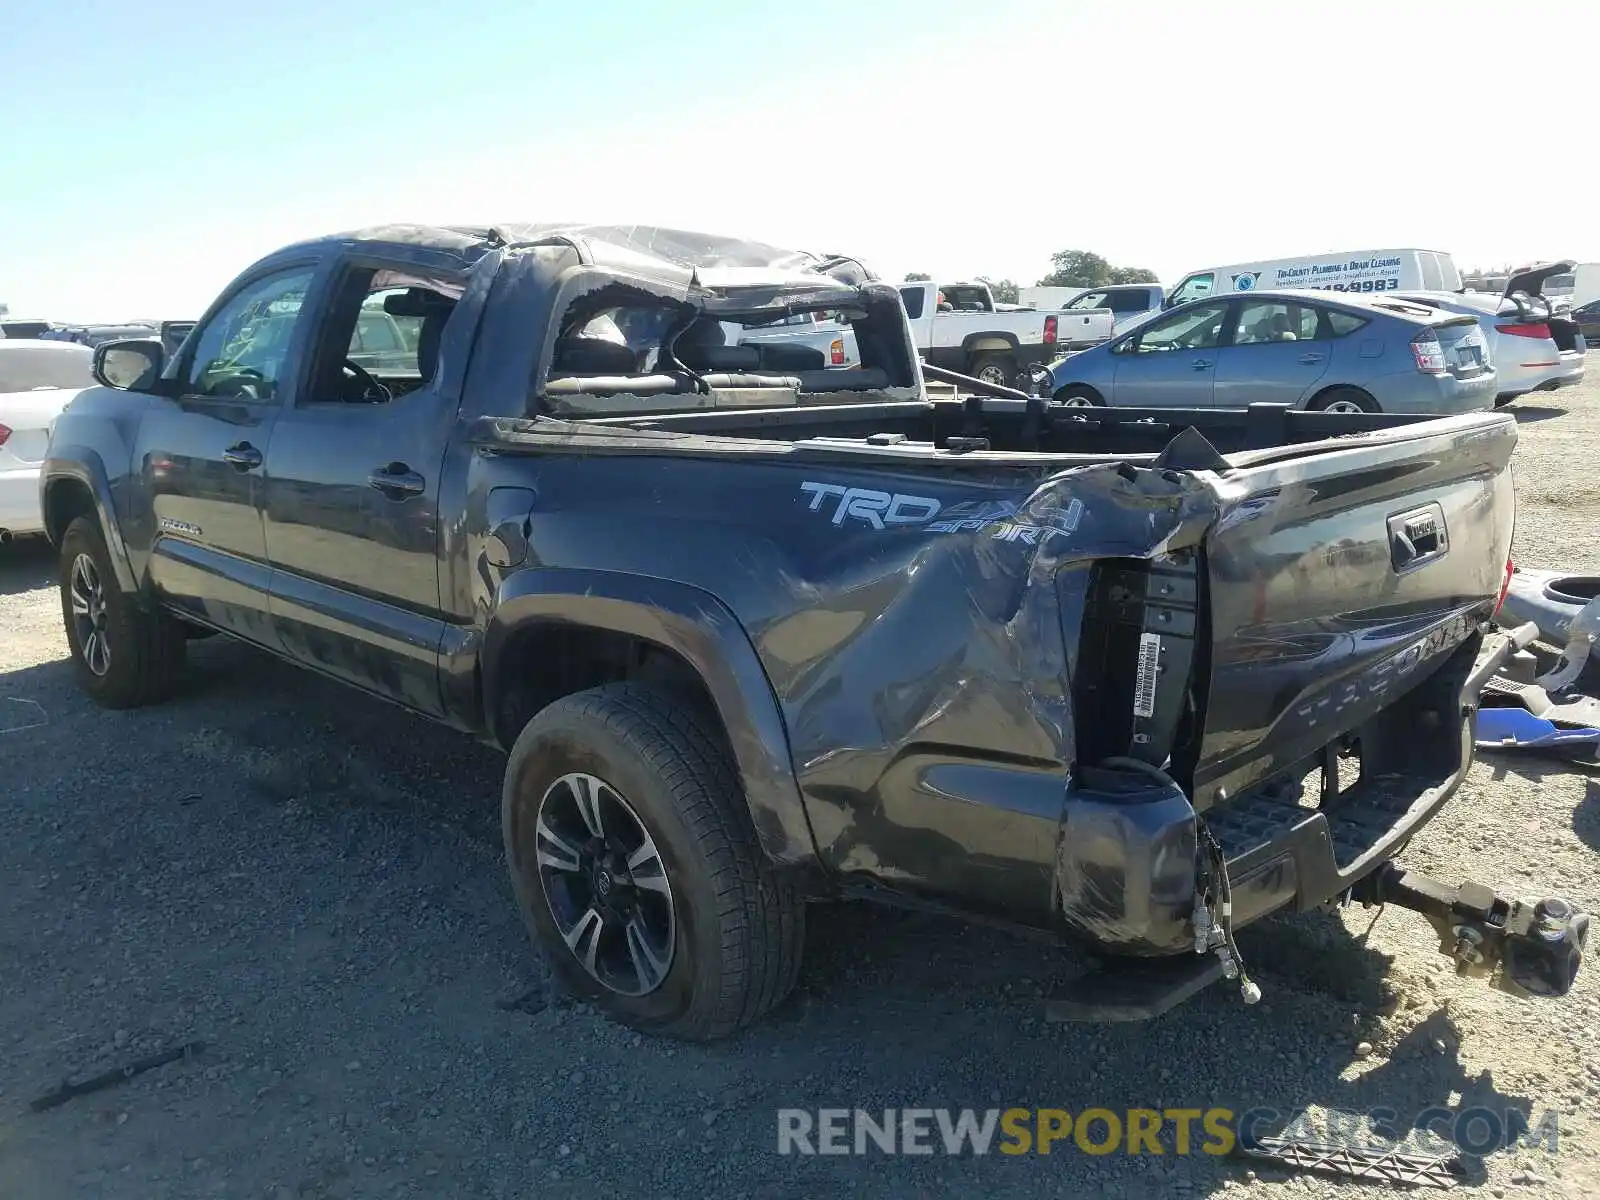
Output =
[{"x1": 476, "y1": 398, "x2": 1516, "y2": 948}]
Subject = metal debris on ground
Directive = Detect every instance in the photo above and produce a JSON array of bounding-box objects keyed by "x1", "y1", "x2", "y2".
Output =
[
  {"x1": 1232, "y1": 1134, "x2": 1464, "y2": 1190},
  {"x1": 29, "y1": 1041, "x2": 206, "y2": 1112}
]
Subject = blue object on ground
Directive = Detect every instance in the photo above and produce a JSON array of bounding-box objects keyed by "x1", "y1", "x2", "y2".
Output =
[{"x1": 1474, "y1": 705, "x2": 1600, "y2": 758}]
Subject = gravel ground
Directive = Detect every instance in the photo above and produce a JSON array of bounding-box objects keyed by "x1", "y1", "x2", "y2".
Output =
[{"x1": 3, "y1": 369, "x2": 1599, "y2": 1199}]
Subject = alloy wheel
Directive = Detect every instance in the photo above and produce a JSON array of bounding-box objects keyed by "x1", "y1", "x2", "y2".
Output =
[
  {"x1": 1320, "y1": 399, "x2": 1367, "y2": 414},
  {"x1": 68, "y1": 553, "x2": 110, "y2": 677},
  {"x1": 534, "y1": 772, "x2": 676, "y2": 996}
]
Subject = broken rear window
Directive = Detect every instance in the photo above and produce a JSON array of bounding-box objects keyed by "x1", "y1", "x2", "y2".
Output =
[{"x1": 539, "y1": 283, "x2": 914, "y2": 416}]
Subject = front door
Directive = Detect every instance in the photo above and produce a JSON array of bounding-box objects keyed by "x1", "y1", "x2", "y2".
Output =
[
  {"x1": 262, "y1": 259, "x2": 464, "y2": 716},
  {"x1": 1109, "y1": 300, "x2": 1230, "y2": 407},
  {"x1": 133, "y1": 265, "x2": 318, "y2": 644},
  {"x1": 1211, "y1": 297, "x2": 1333, "y2": 407}
]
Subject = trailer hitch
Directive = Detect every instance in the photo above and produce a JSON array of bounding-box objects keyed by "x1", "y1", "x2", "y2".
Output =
[{"x1": 1354, "y1": 863, "x2": 1589, "y2": 999}]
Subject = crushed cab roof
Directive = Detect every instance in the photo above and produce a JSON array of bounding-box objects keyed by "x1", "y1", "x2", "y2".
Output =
[{"x1": 311, "y1": 222, "x2": 878, "y2": 289}]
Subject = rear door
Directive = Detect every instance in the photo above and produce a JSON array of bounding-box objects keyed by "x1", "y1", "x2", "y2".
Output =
[
  {"x1": 1210, "y1": 297, "x2": 1333, "y2": 406},
  {"x1": 1194, "y1": 412, "x2": 1517, "y2": 809},
  {"x1": 261, "y1": 253, "x2": 465, "y2": 717},
  {"x1": 1108, "y1": 301, "x2": 1229, "y2": 406}
]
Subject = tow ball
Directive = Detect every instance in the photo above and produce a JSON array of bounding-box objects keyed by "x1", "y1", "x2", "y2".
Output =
[{"x1": 1353, "y1": 863, "x2": 1590, "y2": 999}]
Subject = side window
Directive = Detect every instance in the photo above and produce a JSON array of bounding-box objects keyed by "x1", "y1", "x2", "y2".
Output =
[
  {"x1": 1132, "y1": 302, "x2": 1229, "y2": 353},
  {"x1": 1325, "y1": 310, "x2": 1370, "y2": 338},
  {"x1": 184, "y1": 269, "x2": 315, "y2": 401},
  {"x1": 898, "y1": 287, "x2": 926, "y2": 320},
  {"x1": 302, "y1": 266, "x2": 462, "y2": 405},
  {"x1": 1168, "y1": 273, "x2": 1214, "y2": 305},
  {"x1": 1067, "y1": 291, "x2": 1110, "y2": 311},
  {"x1": 1233, "y1": 300, "x2": 1319, "y2": 346},
  {"x1": 1106, "y1": 289, "x2": 1152, "y2": 314}
]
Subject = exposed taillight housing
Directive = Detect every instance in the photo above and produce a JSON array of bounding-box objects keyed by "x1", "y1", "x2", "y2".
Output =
[
  {"x1": 1495, "y1": 557, "x2": 1514, "y2": 617},
  {"x1": 1496, "y1": 322, "x2": 1552, "y2": 340},
  {"x1": 1043, "y1": 314, "x2": 1058, "y2": 345},
  {"x1": 1410, "y1": 332, "x2": 1447, "y2": 373},
  {"x1": 0, "y1": 423, "x2": 11, "y2": 447},
  {"x1": 829, "y1": 338, "x2": 845, "y2": 366}
]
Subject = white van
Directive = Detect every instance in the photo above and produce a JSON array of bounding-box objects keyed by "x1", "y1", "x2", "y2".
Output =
[{"x1": 1165, "y1": 249, "x2": 1461, "y2": 308}]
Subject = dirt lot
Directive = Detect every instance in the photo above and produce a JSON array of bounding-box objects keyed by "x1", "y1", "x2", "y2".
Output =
[{"x1": 3, "y1": 373, "x2": 1599, "y2": 1199}]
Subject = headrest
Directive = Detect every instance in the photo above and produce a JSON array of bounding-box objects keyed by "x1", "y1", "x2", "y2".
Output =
[
  {"x1": 551, "y1": 336, "x2": 640, "y2": 375},
  {"x1": 383, "y1": 289, "x2": 456, "y2": 319}
]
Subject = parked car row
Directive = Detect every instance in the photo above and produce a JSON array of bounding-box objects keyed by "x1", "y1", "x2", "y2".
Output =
[
  {"x1": 1039, "y1": 288, "x2": 1497, "y2": 414},
  {"x1": 1024, "y1": 251, "x2": 1586, "y2": 415}
]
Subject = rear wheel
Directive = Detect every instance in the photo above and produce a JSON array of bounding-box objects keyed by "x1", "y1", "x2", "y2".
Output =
[
  {"x1": 967, "y1": 353, "x2": 1017, "y2": 388},
  {"x1": 58, "y1": 516, "x2": 186, "y2": 708},
  {"x1": 1054, "y1": 385, "x2": 1105, "y2": 408},
  {"x1": 502, "y1": 682, "x2": 804, "y2": 1041},
  {"x1": 1309, "y1": 388, "x2": 1379, "y2": 414}
]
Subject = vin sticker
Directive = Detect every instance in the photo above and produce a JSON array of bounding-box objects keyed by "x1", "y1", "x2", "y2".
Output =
[{"x1": 1133, "y1": 633, "x2": 1162, "y2": 719}]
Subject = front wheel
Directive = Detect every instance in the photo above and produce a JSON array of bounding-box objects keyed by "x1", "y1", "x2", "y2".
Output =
[
  {"x1": 502, "y1": 682, "x2": 804, "y2": 1041},
  {"x1": 58, "y1": 516, "x2": 186, "y2": 708}
]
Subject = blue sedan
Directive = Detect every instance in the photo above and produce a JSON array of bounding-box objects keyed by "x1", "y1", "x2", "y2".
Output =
[{"x1": 1041, "y1": 289, "x2": 1497, "y2": 414}]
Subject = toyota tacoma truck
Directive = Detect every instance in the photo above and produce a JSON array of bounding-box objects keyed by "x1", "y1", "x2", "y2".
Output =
[{"x1": 42, "y1": 222, "x2": 1586, "y2": 1041}]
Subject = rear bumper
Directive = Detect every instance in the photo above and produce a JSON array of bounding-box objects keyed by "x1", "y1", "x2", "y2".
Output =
[
  {"x1": 1496, "y1": 351, "x2": 1586, "y2": 402},
  {"x1": 0, "y1": 465, "x2": 46, "y2": 534},
  {"x1": 1056, "y1": 630, "x2": 1489, "y2": 955},
  {"x1": 1366, "y1": 369, "x2": 1497, "y2": 414}
]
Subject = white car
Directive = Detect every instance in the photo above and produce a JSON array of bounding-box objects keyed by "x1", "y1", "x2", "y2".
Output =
[
  {"x1": 1395, "y1": 263, "x2": 1586, "y2": 407},
  {"x1": 0, "y1": 340, "x2": 94, "y2": 541}
]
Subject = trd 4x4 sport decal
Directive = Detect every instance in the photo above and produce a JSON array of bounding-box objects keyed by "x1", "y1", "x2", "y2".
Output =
[{"x1": 799, "y1": 482, "x2": 1083, "y2": 545}]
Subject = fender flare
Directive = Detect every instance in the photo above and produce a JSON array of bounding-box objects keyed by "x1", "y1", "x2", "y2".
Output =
[
  {"x1": 960, "y1": 330, "x2": 1020, "y2": 359},
  {"x1": 41, "y1": 450, "x2": 137, "y2": 594},
  {"x1": 483, "y1": 567, "x2": 820, "y2": 869}
]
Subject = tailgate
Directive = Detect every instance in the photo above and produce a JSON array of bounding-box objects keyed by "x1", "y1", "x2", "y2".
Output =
[{"x1": 1193, "y1": 412, "x2": 1517, "y2": 809}]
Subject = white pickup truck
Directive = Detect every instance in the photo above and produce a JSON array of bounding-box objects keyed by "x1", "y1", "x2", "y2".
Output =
[
  {"x1": 729, "y1": 310, "x2": 859, "y2": 369},
  {"x1": 896, "y1": 280, "x2": 1112, "y2": 386}
]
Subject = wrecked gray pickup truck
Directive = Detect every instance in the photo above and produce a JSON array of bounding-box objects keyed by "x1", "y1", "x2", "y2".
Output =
[{"x1": 44, "y1": 222, "x2": 1586, "y2": 1040}]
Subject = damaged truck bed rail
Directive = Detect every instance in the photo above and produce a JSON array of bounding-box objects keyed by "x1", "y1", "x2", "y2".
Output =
[{"x1": 43, "y1": 219, "x2": 1585, "y2": 1039}]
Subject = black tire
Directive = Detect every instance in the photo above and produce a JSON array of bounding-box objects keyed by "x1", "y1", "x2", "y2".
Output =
[
  {"x1": 58, "y1": 516, "x2": 186, "y2": 709},
  {"x1": 1053, "y1": 384, "x2": 1105, "y2": 408},
  {"x1": 502, "y1": 682, "x2": 804, "y2": 1041},
  {"x1": 967, "y1": 353, "x2": 1017, "y2": 387},
  {"x1": 1308, "y1": 387, "x2": 1379, "y2": 414}
]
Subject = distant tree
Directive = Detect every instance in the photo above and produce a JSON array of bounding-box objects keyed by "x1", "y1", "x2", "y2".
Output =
[
  {"x1": 1037, "y1": 250, "x2": 1112, "y2": 288},
  {"x1": 978, "y1": 276, "x2": 1020, "y2": 304},
  {"x1": 903, "y1": 271, "x2": 932, "y2": 281},
  {"x1": 1036, "y1": 250, "x2": 1159, "y2": 289}
]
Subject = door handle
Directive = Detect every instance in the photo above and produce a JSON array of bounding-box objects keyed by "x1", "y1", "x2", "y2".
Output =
[
  {"x1": 367, "y1": 463, "x2": 426, "y2": 498},
  {"x1": 1298, "y1": 352, "x2": 1325, "y2": 364},
  {"x1": 222, "y1": 442, "x2": 262, "y2": 470},
  {"x1": 1191, "y1": 359, "x2": 1213, "y2": 371}
]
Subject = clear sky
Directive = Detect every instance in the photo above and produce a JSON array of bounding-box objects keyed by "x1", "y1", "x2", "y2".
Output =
[{"x1": 3, "y1": 0, "x2": 1594, "y2": 320}]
